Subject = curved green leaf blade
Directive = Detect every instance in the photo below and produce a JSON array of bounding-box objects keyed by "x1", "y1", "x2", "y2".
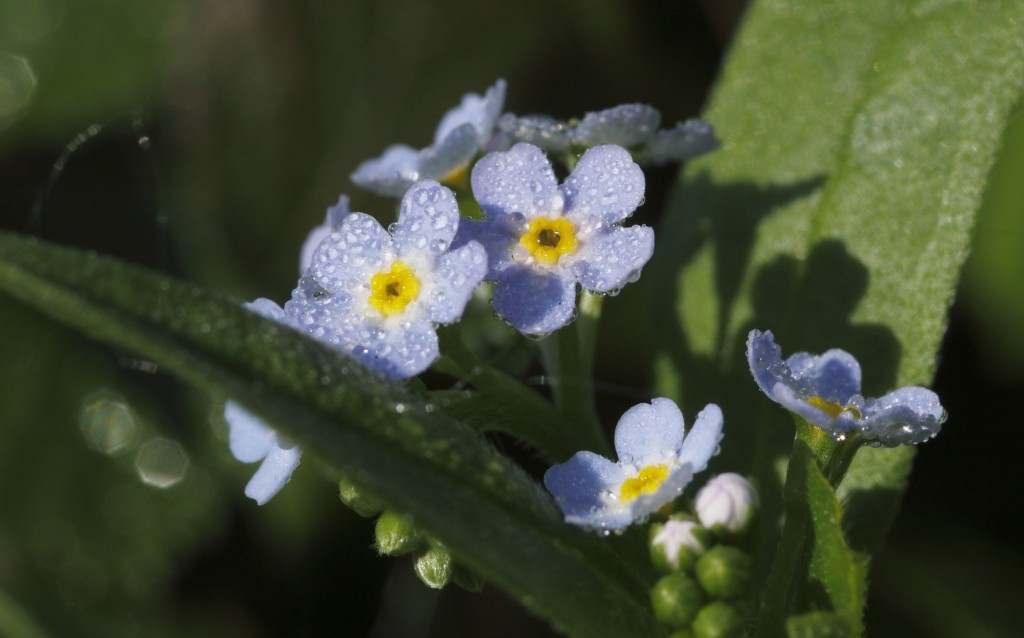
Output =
[{"x1": 0, "y1": 231, "x2": 662, "y2": 638}]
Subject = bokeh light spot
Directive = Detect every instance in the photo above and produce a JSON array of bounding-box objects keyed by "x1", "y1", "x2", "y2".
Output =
[
  {"x1": 79, "y1": 392, "x2": 140, "y2": 456},
  {"x1": 0, "y1": 53, "x2": 36, "y2": 124},
  {"x1": 135, "y1": 438, "x2": 188, "y2": 488}
]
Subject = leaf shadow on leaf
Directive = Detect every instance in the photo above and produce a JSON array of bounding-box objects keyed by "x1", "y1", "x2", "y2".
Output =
[
  {"x1": 840, "y1": 484, "x2": 903, "y2": 555},
  {"x1": 655, "y1": 173, "x2": 827, "y2": 413}
]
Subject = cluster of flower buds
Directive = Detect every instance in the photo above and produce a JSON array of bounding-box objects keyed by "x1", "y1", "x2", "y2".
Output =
[{"x1": 648, "y1": 474, "x2": 759, "y2": 637}]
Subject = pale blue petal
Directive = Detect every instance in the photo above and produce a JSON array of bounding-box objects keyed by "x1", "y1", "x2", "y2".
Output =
[
  {"x1": 302, "y1": 195, "x2": 354, "y2": 270},
  {"x1": 244, "y1": 298, "x2": 286, "y2": 324},
  {"x1": 747, "y1": 330, "x2": 810, "y2": 400},
  {"x1": 572, "y1": 224, "x2": 654, "y2": 293},
  {"x1": 225, "y1": 401, "x2": 274, "y2": 463},
  {"x1": 285, "y1": 286, "x2": 359, "y2": 349},
  {"x1": 351, "y1": 145, "x2": 420, "y2": 196},
  {"x1": 630, "y1": 464, "x2": 694, "y2": 521},
  {"x1": 352, "y1": 319, "x2": 439, "y2": 380},
  {"x1": 562, "y1": 145, "x2": 645, "y2": 225},
  {"x1": 492, "y1": 266, "x2": 577, "y2": 335},
  {"x1": 310, "y1": 213, "x2": 391, "y2": 294},
  {"x1": 419, "y1": 123, "x2": 479, "y2": 181},
  {"x1": 787, "y1": 349, "x2": 861, "y2": 403},
  {"x1": 326, "y1": 194, "x2": 352, "y2": 228},
  {"x1": 572, "y1": 104, "x2": 661, "y2": 148},
  {"x1": 393, "y1": 180, "x2": 462, "y2": 257},
  {"x1": 773, "y1": 382, "x2": 838, "y2": 431},
  {"x1": 245, "y1": 443, "x2": 302, "y2": 506},
  {"x1": 613, "y1": 398, "x2": 685, "y2": 468},
  {"x1": 427, "y1": 241, "x2": 488, "y2": 324},
  {"x1": 452, "y1": 217, "x2": 520, "y2": 279},
  {"x1": 300, "y1": 225, "x2": 332, "y2": 274},
  {"x1": 859, "y1": 387, "x2": 946, "y2": 446},
  {"x1": 434, "y1": 79, "x2": 506, "y2": 147},
  {"x1": 637, "y1": 119, "x2": 720, "y2": 165},
  {"x1": 543, "y1": 451, "x2": 629, "y2": 529},
  {"x1": 471, "y1": 143, "x2": 561, "y2": 220},
  {"x1": 497, "y1": 113, "x2": 572, "y2": 152},
  {"x1": 677, "y1": 404, "x2": 724, "y2": 474}
]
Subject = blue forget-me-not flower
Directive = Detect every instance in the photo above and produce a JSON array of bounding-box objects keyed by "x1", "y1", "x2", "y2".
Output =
[
  {"x1": 544, "y1": 398, "x2": 724, "y2": 532},
  {"x1": 497, "y1": 103, "x2": 719, "y2": 165},
  {"x1": 287, "y1": 180, "x2": 487, "y2": 379},
  {"x1": 223, "y1": 298, "x2": 303, "y2": 505},
  {"x1": 351, "y1": 80, "x2": 506, "y2": 197},
  {"x1": 746, "y1": 329, "x2": 947, "y2": 447},
  {"x1": 455, "y1": 142, "x2": 653, "y2": 335}
]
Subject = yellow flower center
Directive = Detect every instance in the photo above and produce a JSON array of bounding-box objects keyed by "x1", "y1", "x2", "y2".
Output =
[
  {"x1": 368, "y1": 260, "x2": 420, "y2": 317},
  {"x1": 441, "y1": 164, "x2": 469, "y2": 190},
  {"x1": 519, "y1": 217, "x2": 577, "y2": 265},
  {"x1": 620, "y1": 465, "x2": 669, "y2": 502},
  {"x1": 808, "y1": 396, "x2": 862, "y2": 420}
]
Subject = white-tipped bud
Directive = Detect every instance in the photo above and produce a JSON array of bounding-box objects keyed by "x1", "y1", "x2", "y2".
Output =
[
  {"x1": 651, "y1": 519, "x2": 710, "y2": 573},
  {"x1": 695, "y1": 473, "x2": 759, "y2": 535}
]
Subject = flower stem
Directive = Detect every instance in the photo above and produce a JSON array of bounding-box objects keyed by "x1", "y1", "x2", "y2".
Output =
[
  {"x1": 539, "y1": 291, "x2": 610, "y2": 457},
  {"x1": 757, "y1": 418, "x2": 861, "y2": 635}
]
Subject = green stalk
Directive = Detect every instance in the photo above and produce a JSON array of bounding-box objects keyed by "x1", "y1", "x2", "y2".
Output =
[
  {"x1": 757, "y1": 418, "x2": 861, "y2": 635},
  {"x1": 539, "y1": 291, "x2": 610, "y2": 457}
]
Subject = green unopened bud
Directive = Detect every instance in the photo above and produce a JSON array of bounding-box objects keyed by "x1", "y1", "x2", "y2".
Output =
[
  {"x1": 338, "y1": 477, "x2": 384, "y2": 518},
  {"x1": 650, "y1": 519, "x2": 711, "y2": 573},
  {"x1": 694, "y1": 546, "x2": 752, "y2": 599},
  {"x1": 651, "y1": 573, "x2": 704, "y2": 629},
  {"x1": 414, "y1": 543, "x2": 453, "y2": 589},
  {"x1": 692, "y1": 601, "x2": 746, "y2": 638},
  {"x1": 374, "y1": 510, "x2": 422, "y2": 556},
  {"x1": 452, "y1": 565, "x2": 486, "y2": 592}
]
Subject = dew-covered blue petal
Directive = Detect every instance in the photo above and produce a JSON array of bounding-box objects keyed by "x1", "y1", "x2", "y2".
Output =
[
  {"x1": 491, "y1": 266, "x2": 577, "y2": 336},
  {"x1": 350, "y1": 145, "x2": 420, "y2": 197},
  {"x1": 614, "y1": 397, "x2": 684, "y2": 468},
  {"x1": 394, "y1": 180, "x2": 461, "y2": 257},
  {"x1": 562, "y1": 145, "x2": 645, "y2": 225},
  {"x1": 427, "y1": 241, "x2": 488, "y2": 324},
  {"x1": 543, "y1": 451, "x2": 630, "y2": 529},
  {"x1": 637, "y1": 119, "x2": 721, "y2": 165},
  {"x1": 471, "y1": 142, "x2": 561, "y2": 219},
  {"x1": 572, "y1": 104, "x2": 661, "y2": 148},
  {"x1": 860, "y1": 387, "x2": 945, "y2": 447},
  {"x1": 572, "y1": 224, "x2": 654, "y2": 293},
  {"x1": 497, "y1": 113, "x2": 572, "y2": 152}
]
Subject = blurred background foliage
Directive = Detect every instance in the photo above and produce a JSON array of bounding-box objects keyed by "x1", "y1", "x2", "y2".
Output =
[{"x1": 0, "y1": 0, "x2": 1021, "y2": 636}]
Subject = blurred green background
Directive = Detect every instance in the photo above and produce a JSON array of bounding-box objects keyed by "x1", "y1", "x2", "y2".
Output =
[{"x1": 1, "y1": 1, "x2": 1021, "y2": 636}]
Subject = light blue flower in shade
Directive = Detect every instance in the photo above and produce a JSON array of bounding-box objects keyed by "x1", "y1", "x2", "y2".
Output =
[
  {"x1": 456, "y1": 142, "x2": 653, "y2": 335},
  {"x1": 300, "y1": 194, "x2": 351, "y2": 272},
  {"x1": 498, "y1": 103, "x2": 719, "y2": 164},
  {"x1": 224, "y1": 400, "x2": 302, "y2": 506},
  {"x1": 287, "y1": 180, "x2": 487, "y2": 379},
  {"x1": 351, "y1": 80, "x2": 506, "y2": 197},
  {"x1": 544, "y1": 399, "x2": 724, "y2": 532},
  {"x1": 222, "y1": 298, "x2": 302, "y2": 505},
  {"x1": 746, "y1": 329, "x2": 947, "y2": 447}
]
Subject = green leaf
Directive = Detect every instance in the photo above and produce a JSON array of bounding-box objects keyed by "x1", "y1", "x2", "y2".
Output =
[
  {"x1": 763, "y1": 435, "x2": 866, "y2": 638},
  {"x1": 652, "y1": 0, "x2": 1024, "y2": 572},
  {"x1": 0, "y1": 231, "x2": 663, "y2": 638}
]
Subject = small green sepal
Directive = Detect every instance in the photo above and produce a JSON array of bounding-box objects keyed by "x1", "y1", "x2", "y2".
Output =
[
  {"x1": 414, "y1": 543, "x2": 454, "y2": 589},
  {"x1": 374, "y1": 510, "x2": 423, "y2": 556}
]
